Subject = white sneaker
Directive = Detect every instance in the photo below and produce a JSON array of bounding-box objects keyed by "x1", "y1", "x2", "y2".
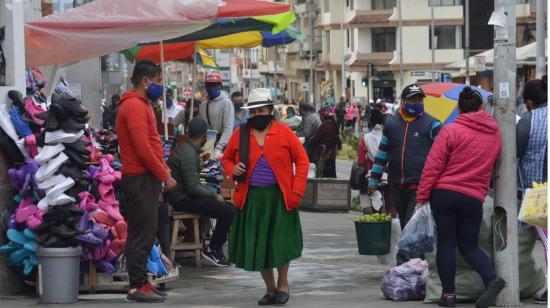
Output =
[
  {"x1": 38, "y1": 174, "x2": 67, "y2": 190},
  {"x1": 35, "y1": 152, "x2": 68, "y2": 182},
  {"x1": 37, "y1": 193, "x2": 75, "y2": 211},
  {"x1": 35, "y1": 143, "x2": 66, "y2": 164},
  {"x1": 46, "y1": 177, "x2": 75, "y2": 199},
  {"x1": 45, "y1": 130, "x2": 84, "y2": 144}
]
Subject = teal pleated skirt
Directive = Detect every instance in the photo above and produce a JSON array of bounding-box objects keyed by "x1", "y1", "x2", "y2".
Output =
[{"x1": 228, "y1": 187, "x2": 303, "y2": 271}]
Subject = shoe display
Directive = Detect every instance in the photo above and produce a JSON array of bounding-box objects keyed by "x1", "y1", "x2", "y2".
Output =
[
  {"x1": 56, "y1": 163, "x2": 86, "y2": 181},
  {"x1": 37, "y1": 174, "x2": 67, "y2": 190},
  {"x1": 45, "y1": 177, "x2": 75, "y2": 199},
  {"x1": 64, "y1": 139, "x2": 91, "y2": 155},
  {"x1": 64, "y1": 146, "x2": 90, "y2": 169},
  {"x1": 9, "y1": 107, "x2": 33, "y2": 137},
  {"x1": 23, "y1": 96, "x2": 46, "y2": 125},
  {"x1": 35, "y1": 143, "x2": 66, "y2": 164}
]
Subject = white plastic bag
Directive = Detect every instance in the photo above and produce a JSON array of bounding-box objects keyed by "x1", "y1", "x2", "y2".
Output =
[
  {"x1": 377, "y1": 218, "x2": 401, "y2": 265},
  {"x1": 518, "y1": 187, "x2": 547, "y2": 228},
  {"x1": 398, "y1": 204, "x2": 437, "y2": 254}
]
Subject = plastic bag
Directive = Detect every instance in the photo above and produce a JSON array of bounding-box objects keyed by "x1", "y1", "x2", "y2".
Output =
[
  {"x1": 518, "y1": 187, "x2": 547, "y2": 228},
  {"x1": 381, "y1": 258, "x2": 429, "y2": 301},
  {"x1": 378, "y1": 218, "x2": 401, "y2": 265},
  {"x1": 397, "y1": 204, "x2": 436, "y2": 254}
]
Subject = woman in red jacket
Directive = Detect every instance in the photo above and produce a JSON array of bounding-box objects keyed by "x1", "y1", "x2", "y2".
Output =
[
  {"x1": 416, "y1": 87, "x2": 504, "y2": 308},
  {"x1": 222, "y1": 88, "x2": 309, "y2": 306}
]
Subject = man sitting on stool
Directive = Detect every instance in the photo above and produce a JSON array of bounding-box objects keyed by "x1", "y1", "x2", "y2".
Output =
[{"x1": 167, "y1": 118, "x2": 234, "y2": 266}]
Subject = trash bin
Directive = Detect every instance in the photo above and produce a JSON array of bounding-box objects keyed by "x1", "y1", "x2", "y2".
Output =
[
  {"x1": 36, "y1": 246, "x2": 82, "y2": 304},
  {"x1": 354, "y1": 221, "x2": 391, "y2": 255}
]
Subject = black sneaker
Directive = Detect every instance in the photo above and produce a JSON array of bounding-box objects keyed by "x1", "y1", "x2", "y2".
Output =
[
  {"x1": 127, "y1": 284, "x2": 166, "y2": 303},
  {"x1": 202, "y1": 247, "x2": 230, "y2": 267},
  {"x1": 438, "y1": 293, "x2": 456, "y2": 307},
  {"x1": 534, "y1": 290, "x2": 547, "y2": 304},
  {"x1": 476, "y1": 278, "x2": 506, "y2": 308}
]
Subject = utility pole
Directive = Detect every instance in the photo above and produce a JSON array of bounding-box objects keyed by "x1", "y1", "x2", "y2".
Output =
[
  {"x1": 398, "y1": 0, "x2": 404, "y2": 90},
  {"x1": 535, "y1": 0, "x2": 546, "y2": 79},
  {"x1": 465, "y1": 0, "x2": 470, "y2": 84},
  {"x1": 431, "y1": 0, "x2": 435, "y2": 82},
  {"x1": 340, "y1": 0, "x2": 346, "y2": 98},
  {"x1": 309, "y1": 0, "x2": 315, "y2": 104},
  {"x1": 491, "y1": 0, "x2": 520, "y2": 306}
]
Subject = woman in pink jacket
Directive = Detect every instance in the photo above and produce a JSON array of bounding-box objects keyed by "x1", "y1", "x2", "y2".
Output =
[{"x1": 416, "y1": 87, "x2": 504, "y2": 308}]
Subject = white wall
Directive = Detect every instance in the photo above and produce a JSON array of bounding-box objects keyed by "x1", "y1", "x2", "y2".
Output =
[
  {"x1": 394, "y1": 26, "x2": 463, "y2": 64},
  {"x1": 395, "y1": 0, "x2": 463, "y2": 20},
  {"x1": 329, "y1": 29, "x2": 345, "y2": 65}
]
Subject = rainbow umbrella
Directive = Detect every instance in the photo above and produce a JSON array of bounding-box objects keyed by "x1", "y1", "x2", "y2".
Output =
[{"x1": 419, "y1": 83, "x2": 494, "y2": 125}]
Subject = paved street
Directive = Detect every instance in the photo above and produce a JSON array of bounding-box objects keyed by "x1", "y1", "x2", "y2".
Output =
[{"x1": 0, "y1": 207, "x2": 545, "y2": 308}]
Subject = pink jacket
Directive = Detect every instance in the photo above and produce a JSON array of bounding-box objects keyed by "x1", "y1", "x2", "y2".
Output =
[
  {"x1": 344, "y1": 106, "x2": 357, "y2": 121},
  {"x1": 417, "y1": 110, "x2": 501, "y2": 204}
]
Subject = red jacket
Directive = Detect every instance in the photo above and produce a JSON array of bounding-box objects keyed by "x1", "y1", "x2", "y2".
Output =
[
  {"x1": 116, "y1": 90, "x2": 169, "y2": 182},
  {"x1": 222, "y1": 121, "x2": 309, "y2": 211},
  {"x1": 417, "y1": 110, "x2": 501, "y2": 204}
]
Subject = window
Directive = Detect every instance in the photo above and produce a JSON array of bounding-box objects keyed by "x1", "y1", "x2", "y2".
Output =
[
  {"x1": 324, "y1": 0, "x2": 330, "y2": 13},
  {"x1": 372, "y1": 28, "x2": 396, "y2": 52},
  {"x1": 428, "y1": 0, "x2": 463, "y2": 6},
  {"x1": 347, "y1": 29, "x2": 351, "y2": 49},
  {"x1": 324, "y1": 30, "x2": 331, "y2": 54},
  {"x1": 429, "y1": 25, "x2": 463, "y2": 49},
  {"x1": 372, "y1": 0, "x2": 396, "y2": 10}
]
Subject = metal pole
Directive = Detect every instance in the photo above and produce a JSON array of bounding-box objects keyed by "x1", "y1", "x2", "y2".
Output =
[
  {"x1": 536, "y1": 0, "x2": 546, "y2": 78},
  {"x1": 492, "y1": 0, "x2": 520, "y2": 306},
  {"x1": 190, "y1": 42, "x2": 198, "y2": 121},
  {"x1": 160, "y1": 41, "x2": 168, "y2": 140},
  {"x1": 465, "y1": 0, "x2": 471, "y2": 84},
  {"x1": 309, "y1": 0, "x2": 315, "y2": 105},
  {"x1": 398, "y1": 0, "x2": 404, "y2": 90},
  {"x1": 340, "y1": 0, "x2": 346, "y2": 98},
  {"x1": 431, "y1": 1, "x2": 435, "y2": 82}
]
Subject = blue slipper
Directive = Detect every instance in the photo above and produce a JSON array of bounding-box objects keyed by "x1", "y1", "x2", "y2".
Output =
[
  {"x1": 147, "y1": 245, "x2": 168, "y2": 276},
  {"x1": 0, "y1": 242, "x2": 21, "y2": 255},
  {"x1": 23, "y1": 228, "x2": 37, "y2": 241},
  {"x1": 9, "y1": 248, "x2": 33, "y2": 266},
  {"x1": 7, "y1": 229, "x2": 29, "y2": 246},
  {"x1": 22, "y1": 255, "x2": 39, "y2": 276},
  {"x1": 23, "y1": 241, "x2": 38, "y2": 252},
  {"x1": 9, "y1": 107, "x2": 32, "y2": 137}
]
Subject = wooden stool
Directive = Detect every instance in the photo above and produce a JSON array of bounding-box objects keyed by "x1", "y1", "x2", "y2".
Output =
[{"x1": 170, "y1": 212, "x2": 203, "y2": 267}]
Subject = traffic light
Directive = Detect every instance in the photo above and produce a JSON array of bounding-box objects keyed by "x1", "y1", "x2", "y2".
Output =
[{"x1": 362, "y1": 75, "x2": 368, "y2": 87}]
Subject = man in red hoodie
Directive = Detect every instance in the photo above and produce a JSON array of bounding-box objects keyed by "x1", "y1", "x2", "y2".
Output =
[{"x1": 116, "y1": 60, "x2": 177, "y2": 303}]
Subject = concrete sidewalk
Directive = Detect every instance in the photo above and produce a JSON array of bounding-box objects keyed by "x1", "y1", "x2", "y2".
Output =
[{"x1": 0, "y1": 210, "x2": 545, "y2": 308}]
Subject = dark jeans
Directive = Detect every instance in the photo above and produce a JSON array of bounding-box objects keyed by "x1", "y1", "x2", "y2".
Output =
[
  {"x1": 431, "y1": 189, "x2": 496, "y2": 293},
  {"x1": 173, "y1": 197, "x2": 234, "y2": 250},
  {"x1": 337, "y1": 117, "x2": 345, "y2": 131},
  {"x1": 121, "y1": 173, "x2": 162, "y2": 289},
  {"x1": 391, "y1": 185, "x2": 422, "y2": 265},
  {"x1": 157, "y1": 202, "x2": 171, "y2": 261}
]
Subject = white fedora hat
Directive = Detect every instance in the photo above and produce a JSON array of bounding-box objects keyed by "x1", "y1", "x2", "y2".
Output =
[{"x1": 242, "y1": 88, "x2": 276, "y2": 109}]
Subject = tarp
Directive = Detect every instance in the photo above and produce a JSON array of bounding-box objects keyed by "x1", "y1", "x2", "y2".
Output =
[{"x1": 25, "y1": 0, "x2": 293, "y2": 67}]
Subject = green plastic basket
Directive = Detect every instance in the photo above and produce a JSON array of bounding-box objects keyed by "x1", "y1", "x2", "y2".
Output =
[{"x1": 354, "y1": 221, "x2": 391, "y2": 255}]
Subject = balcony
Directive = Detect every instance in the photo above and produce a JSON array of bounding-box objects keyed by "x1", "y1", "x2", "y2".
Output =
[
  {"x1": 346, "y1": 52, "x2": 394, "y2": 68},
  {"x1": 348, "y1": 9, "x2": 394, "y2": 28}
]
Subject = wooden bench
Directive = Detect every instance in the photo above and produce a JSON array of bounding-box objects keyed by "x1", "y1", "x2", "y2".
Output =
[{"x1": 170, "y1": 212, "x2": 203, "y2": 267}]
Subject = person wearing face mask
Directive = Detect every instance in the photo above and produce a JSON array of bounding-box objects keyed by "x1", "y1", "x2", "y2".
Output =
[
  {"x1": 116, "y1": 60, "x2": 177, "y2": 303},
  {"x1": 367, "y1": 84, "x2": 442, "y2": 265},
  {"x1": 166, "y1": 117, "x2": 234, "y2": 267},
  {"x1": 281, "y1": 106, "x2": 301, "y2": 129},
  {"x1": 232, "y1": 91, "x2": 249, "y2": 131},
  {"x1": 222, "y1": 88, "x2": 309, "y2": 306},
  {"x1": 163, "y1": 88, "x2": 183, "y2": 123},
  {"x1": 198, "y1": 72, "x2": 234, "y2": 159}
]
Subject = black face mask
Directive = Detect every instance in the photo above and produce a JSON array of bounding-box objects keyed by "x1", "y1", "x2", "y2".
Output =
[
  {"x1": 234, "y1": 102, "x2": 244, "y2": 110},
  {"x1": 248, "y1": 114, "x2": 273, "y2": 131}
]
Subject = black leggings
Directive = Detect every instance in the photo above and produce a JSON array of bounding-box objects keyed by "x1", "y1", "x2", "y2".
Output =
[{"x1": 430, "y1": 189, "x2": 496, "y2": 293}]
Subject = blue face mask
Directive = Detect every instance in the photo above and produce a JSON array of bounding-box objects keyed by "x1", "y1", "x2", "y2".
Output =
[
  {"x1": 404, "y1": 102, "x2": 424, "y2": 116},
  {"x1": 166, "y1": 98, "x2": 174, "y2": 109},
  {"x1": 206, "y1": 87, "x2": 221, "y2": 100},
  {"x1": 147, "y1": 82, "x2": 164, "y2": 101}
]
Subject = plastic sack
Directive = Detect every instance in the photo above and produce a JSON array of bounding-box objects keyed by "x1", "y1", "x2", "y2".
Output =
[
  {"x1": 381, "y1": 258, "x2": 429, "y2": 301},
  {"x1": 398, "y1": 204, "x2": 436, "y2": 254},
  {"x1": 518, "y1": 187, "x2": 547, "y2": 228},
  {"x1": 378, "y1": 218, "x2": 401, "y2": 265}
]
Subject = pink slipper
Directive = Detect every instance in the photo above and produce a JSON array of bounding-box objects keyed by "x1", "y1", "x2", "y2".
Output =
[
  {"x1": 90, "y1": 209, "x2": 116, "y2": 227},
  {"x1": 15, "y1": 197, "x2": 37, "y2": 223},
  {"x1": 24, "y1": 96, "x2": 46, "y2": 124},
  {"x1": 110, "y1": 220, "x2": 127, "y2": 240},
  {"x1": 25, "y1": 135, "x2": 38, "y2": 158},
  {"x1": 97, "y1": 183, "x2": 116, "y2": 202},
  {"x1": 110, "y1": 239, "x2": 125, "y2": 256},
  {"x1": 98, "y1": 199, "x2": 124, "y2": 221},
  {"x1": 78, "y1": 191, "x2": 99, "y2": 212}
]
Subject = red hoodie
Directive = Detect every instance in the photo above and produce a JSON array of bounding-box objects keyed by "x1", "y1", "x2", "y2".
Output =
[
  {"x1": 116, "y1": 90, "x2": 169, "y2": 182},
  {"x1": 417, "y1": 110, "x2": 501, "y2": 204}
]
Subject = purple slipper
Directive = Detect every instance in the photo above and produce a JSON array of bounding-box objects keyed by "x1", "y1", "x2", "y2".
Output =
[{"x1": 94, "y1": 260, "x2": 116, "y2": 273}]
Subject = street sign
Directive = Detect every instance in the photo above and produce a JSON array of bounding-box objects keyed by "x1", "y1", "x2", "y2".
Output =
[
  {"x1": 301, "y1": 82, "x2": 309, "y2": 92},
  {"x1": 474, "y1": 56, "x2": 486, "y2": 72}
]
